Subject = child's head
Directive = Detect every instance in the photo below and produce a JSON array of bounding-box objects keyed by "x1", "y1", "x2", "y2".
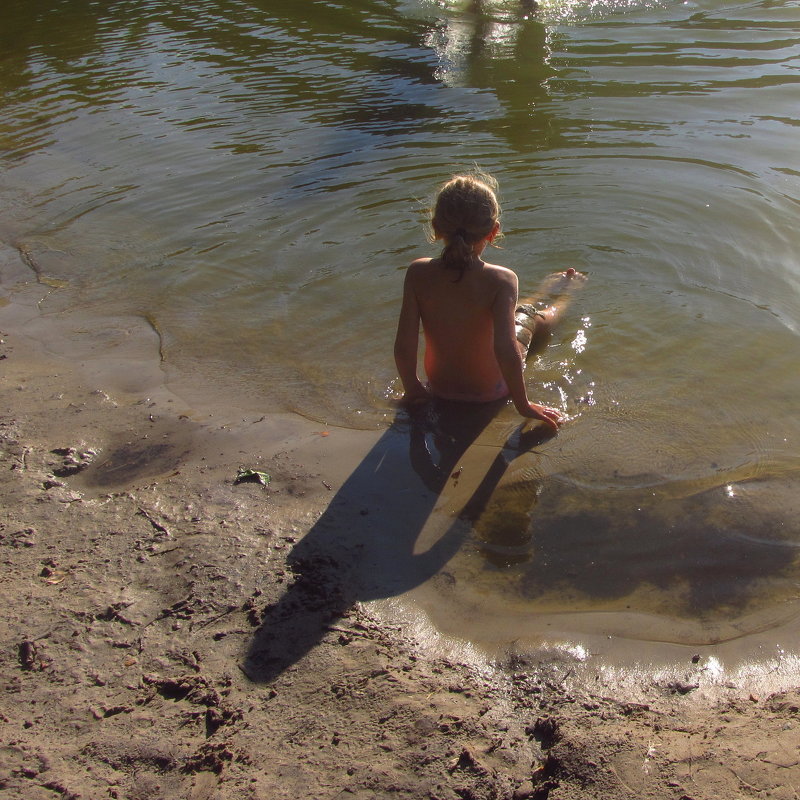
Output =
[{"x1": 431, "y1": 172, "x2": 501, "y2": 276}]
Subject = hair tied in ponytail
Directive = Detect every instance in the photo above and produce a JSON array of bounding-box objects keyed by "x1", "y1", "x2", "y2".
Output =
[{"x1": 430, "y1": 173, "x2": 501, "y2": 282}]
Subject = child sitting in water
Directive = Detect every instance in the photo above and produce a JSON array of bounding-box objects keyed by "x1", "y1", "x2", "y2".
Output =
[{"x1": 394, "y1": 172, "x2": 585, "y2": 430}]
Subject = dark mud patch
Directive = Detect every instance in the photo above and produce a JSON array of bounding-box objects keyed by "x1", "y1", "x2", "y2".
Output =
[{"x1": 69, "y1": 418, "x2": 198, "y2": 493}]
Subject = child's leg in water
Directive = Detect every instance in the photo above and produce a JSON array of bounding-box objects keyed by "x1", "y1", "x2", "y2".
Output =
[{"x1": 514, "y1": 267, "x2": 587, "y2": 356}]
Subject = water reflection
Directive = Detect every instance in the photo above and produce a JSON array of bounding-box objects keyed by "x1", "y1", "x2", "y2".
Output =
[
  {"x1": 425, "y1": 0, "x2": 563, "y2": 148},
  {"x1": 3, "y1": 0, "x2": 105, "y2": 70},
  {"x1": 501, "y1": 479, "x2": 800, "y2": 617}
]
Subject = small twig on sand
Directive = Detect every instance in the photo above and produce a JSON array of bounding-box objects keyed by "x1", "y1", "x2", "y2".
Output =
[
  {"x1": 193, "y1": 605, "x2": 240, "y2": 630},
  {"x1": 137, "y1": 507, "x2": 170, "y2": 536},
  {"x1": 150, "y1": 545, "x2": 181, "y2": 557}
]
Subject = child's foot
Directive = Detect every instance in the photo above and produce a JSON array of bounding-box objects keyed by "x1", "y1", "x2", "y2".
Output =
[{"x1": 537, "y1": 268, "x2": 588, "y2": 298}]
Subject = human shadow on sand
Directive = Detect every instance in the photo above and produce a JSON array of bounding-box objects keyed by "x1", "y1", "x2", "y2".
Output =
[{"x1": 243, "y1": 400, "x2": 555, "y2": 683}]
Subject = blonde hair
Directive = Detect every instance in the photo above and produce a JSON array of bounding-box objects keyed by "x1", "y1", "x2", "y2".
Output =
[{"x1": 431, "y1": 172, "x2": 501, "y2": 280}]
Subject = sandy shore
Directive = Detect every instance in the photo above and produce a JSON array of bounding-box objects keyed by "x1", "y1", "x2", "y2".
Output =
[{"x1": 2, "y1": 241, "x2": 800, "y2": 800}]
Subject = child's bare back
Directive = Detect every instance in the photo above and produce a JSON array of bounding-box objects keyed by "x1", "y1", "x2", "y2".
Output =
[{"x1": 403, "y1": 255, "x2": 518, "y2": 402}]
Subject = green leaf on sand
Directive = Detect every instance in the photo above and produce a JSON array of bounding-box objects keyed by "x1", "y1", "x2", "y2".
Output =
[{"x1": 234, "y1": 467, "x2": 271, "y2": 486}]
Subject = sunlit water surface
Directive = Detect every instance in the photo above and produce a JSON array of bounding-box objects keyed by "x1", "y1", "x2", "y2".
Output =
[{"x1": 2, "y1": 0, "x2": 800, "y2": 666}]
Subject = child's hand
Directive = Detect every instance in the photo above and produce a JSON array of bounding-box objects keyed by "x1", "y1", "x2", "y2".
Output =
[
  {"x1": 400, "y1": 384, "x2": 431, "y2": 407},
  {"x1": 521, "y1": 402, "x2": 564, "y2": 430}
]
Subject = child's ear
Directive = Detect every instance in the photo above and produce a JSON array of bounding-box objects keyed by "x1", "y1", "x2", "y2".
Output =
[{"x1": 488, "y1": 221, "x2": 501, "y2": 242}]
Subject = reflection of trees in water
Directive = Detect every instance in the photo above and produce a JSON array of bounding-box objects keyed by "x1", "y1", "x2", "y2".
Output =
[
  {"x1": 2, "y1": 1, "x2": 150, "y2": 155},
  {"x1": 3, "y1": 0, "x2": 103, "y2": 72},
  {"x1": 1, "y1": 0, "x2": 152, "y2": 84},
  {"x1": 423, "y1": 0, "x2": 565, "y2": 149},
  {"x1": 2, "y1": 0, "x2": 565, "y2": 151},
  {"x1": 427, "y1": 0, "x2": 548, "y2": 86}
]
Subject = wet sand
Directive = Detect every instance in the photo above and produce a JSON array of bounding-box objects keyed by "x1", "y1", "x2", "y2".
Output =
[{"x1": 3, "y1": 240, "x2": 800, "y2": 799}]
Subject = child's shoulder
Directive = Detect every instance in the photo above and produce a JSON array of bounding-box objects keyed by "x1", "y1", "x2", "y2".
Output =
[
  {"x1": 405, "y1": 257, "x2": 439, "y2": 280},
  {"x1": 481, "y1": 261, "x2": 519, "y2": 286}
]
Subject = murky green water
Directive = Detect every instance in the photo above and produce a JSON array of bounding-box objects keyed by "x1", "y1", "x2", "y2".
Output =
[{"x1": 2, "y1": 0, "x2": 800, "y2": 657}]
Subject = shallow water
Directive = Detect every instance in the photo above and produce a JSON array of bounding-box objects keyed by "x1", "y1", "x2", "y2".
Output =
[{"x1": 2, "y1": 0, "x2": 800, "y2": 663}]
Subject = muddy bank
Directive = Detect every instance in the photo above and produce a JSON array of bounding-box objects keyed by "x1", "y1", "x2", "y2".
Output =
[{"x1": 2, "y1": 265, "x2": 800, "y2": 798}]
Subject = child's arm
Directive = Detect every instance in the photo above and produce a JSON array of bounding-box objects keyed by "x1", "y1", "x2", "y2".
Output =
[
  {"x1": 492, "y1": 273, "x2": 563, "y2": 430},
  {"x1": 394, "y1": 265, "x2": 430, "y2": 405}
]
